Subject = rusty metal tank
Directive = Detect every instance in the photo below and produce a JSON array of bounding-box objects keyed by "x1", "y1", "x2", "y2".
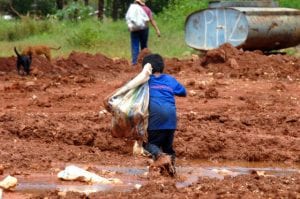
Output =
[{"x1": 185, "y1": 3, "x2": 300, "y2": 51}]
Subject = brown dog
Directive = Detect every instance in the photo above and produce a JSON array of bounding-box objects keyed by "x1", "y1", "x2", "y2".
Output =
[{"x1": 22, "y1": 45, "x2": 61, "y2": 62}]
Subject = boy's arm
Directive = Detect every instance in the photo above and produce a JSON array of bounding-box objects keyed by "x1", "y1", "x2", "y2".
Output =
[{"x1": 174, "y1": 82, "x2": 187, "y2": 97}]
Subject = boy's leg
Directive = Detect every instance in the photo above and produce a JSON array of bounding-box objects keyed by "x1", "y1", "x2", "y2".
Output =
[
  {"x1": 145, "y1": 130, "x2": 176, "y2": 177},
  {"x1": 130, "y1": 31, "x2": 140, "y2": 65},
  {"x1": 161, "y1": 129, "x2": 176, "y2": 176},
  {"x1": 161, "y1": 129, "x2": 176, "y2": 158},
  {"x1": 144, "y1": 130, "x2": 163, "y2": 160}
]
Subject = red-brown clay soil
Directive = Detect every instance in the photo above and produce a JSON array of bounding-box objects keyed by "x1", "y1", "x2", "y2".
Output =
[{"x1": 0, "y1": 44, "x2": 299, "y2": 198}]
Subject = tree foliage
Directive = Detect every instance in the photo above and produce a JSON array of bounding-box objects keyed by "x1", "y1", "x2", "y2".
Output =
[
  {"x1": 9, "y1": 0, "x2": 56, "y2": 16},
  {"x1": 0, "y1": 0, "x2": 176, "y2": 19},
  {"x1": 104, "y1": 0, "x2": 174, "y2": 21},
  {"x1": 0, "y1": 0, "x2": 9, "y2": 12},
  {"x1": 56, "y1": 1, "x2": 94, "y2": 20},
  {"x1": 1, "y1": 0, "x2": 300, "y2": 20}
]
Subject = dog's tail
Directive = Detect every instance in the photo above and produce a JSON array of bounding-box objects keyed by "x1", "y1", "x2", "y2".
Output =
[
  {"x1": 14, "y1": 47, "x2": 21, "y2": 57},
  {"x1": 50, "y1": 46, "x2": 61, "y2": 50}
]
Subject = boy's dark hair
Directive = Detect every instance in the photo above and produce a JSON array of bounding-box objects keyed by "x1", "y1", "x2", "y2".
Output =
[{"x1": 142, "y1": 54, "x2": 164, "y2": 73}]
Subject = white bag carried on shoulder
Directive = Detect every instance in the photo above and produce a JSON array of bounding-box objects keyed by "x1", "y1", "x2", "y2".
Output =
[
  {"x1": 105, "y1": 64, "x2": 152, "y2": 139},
  {"x1": 125, "y1": 4, "x2": 149, "y2": 32}
]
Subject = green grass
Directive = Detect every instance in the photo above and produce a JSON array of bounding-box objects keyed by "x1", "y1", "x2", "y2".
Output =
[
  {"x1": 278, "y1": 0, "x2": 300, "y2": 9},
  {"x1": 0, "y1": 18, "x2": 194, "y2": 59}
]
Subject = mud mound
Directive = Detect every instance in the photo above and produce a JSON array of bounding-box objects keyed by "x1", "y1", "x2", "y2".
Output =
[
  {"x1": 0, "y1": 52, "x2": 130, "y2": 78},
  {"x1": 0, "y1": 56, "x2": 16, "y2": 72},
  {"x1": 201, "y1": 43, "x2": 300, "y2": 79},
  {"x1": 164, "y1": 58, "x2": 197, "y2": 75},
  {"x1": 53, "y1": 52, "x2": 131, "y2": 80},
  {"x1": 30, "y1": 56, "x2": 55, "y2": 76},
  {"x1": 2, "y1": 47, "x2": 300, "y2": 80},
  {"x1": 56, "y1": 51, "x2": 128, "y2": 72},
  {"x1": 0, "y1": 55, "x2": 53, "y2": 75}
]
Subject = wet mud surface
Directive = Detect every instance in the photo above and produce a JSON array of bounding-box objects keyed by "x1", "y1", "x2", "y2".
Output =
[{"x1": 0, "y1": 44, "x2": 299, "y2": 198}]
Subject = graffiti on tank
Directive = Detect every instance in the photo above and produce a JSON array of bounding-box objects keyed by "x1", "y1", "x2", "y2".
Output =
[{"x1": 190, "y1": 8, "x2": 247, "y2": 49}]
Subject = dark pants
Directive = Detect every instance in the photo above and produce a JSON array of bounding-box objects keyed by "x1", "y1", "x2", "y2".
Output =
[
  {"x1": 130, "y1": 28, "x2": 149, "y2": 65},
  {"x1": 144, "y1": 129, "x2": 176, "y2": 160}
]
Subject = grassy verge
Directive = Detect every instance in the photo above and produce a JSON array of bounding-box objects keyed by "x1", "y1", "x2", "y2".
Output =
[
  {"x1": 0, "y1": 18, "x2": 194, "y2": 59},
  {"x1": 278, "y1": 0, "x2": 300, "y2": 9}
]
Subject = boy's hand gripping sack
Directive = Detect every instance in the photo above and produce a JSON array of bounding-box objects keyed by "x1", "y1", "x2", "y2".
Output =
[{"x1": 105, "y1": 64, "x2": 152, "y2": 138}]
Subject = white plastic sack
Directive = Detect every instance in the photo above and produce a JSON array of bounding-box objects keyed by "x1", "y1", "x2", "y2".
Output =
[
  {"x1": 57, "y1": 165, "x2": 122, "y2": 184},
  {"x1": 125, "y1": 4, "x2": 149, "y2": 32},
  {"x1": 105, "y1": 64, "x2": 152, "y2": 139}
]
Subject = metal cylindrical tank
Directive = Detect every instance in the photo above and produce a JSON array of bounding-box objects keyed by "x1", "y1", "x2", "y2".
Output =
[
  {"x1": 208, "y1": 0, "x2": 278, "y2": 8},
  {"x1": 185, "y1": 7, "x2": 300, "y2": 51}
]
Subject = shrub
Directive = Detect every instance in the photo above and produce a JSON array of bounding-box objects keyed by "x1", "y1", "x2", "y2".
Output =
[
  {"x1": 158, "y1": 0, "x2": 208, "y2": 29},
  {"x1": 67, "y1": 20, "x2": 101, "y2": 47},
  {"x1": 56, "y1": 1, "x2": 94, "y2": 21},
  {"x1": 0, "y1": 18, "x2": 54, "y2": 41}
]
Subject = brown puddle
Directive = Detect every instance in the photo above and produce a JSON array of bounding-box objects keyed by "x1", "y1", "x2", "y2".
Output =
[{"x1": 12, "y1": 162, "x2": 300, "y2": 195}]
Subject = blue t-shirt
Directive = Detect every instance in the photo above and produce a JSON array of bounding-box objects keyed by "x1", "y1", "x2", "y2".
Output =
[{"x1": 148, "y1": 74, "x2": 186, "y2": 130}]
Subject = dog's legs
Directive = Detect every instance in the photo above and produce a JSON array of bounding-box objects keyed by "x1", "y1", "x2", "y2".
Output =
[
  {"x1": 24, "y1": 59, "x2": 31, "y2": 75},
  {"x1": 16, "y1": 61, "x2": 21, "y2": 75},
  {"x1": 24, "y1": 68, "x2": 30, "y2": 75},
  {"x1": 45, "y1": 53, "x2": 51, "y2": 62}
]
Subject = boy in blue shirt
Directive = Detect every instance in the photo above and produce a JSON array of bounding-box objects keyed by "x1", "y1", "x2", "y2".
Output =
[{"x1": 142, "y1": 54, "x2": 187, "y2": 176}]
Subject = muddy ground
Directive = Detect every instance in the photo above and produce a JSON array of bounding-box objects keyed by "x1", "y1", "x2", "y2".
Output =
[{"x1": 0, "y1": 44, "x2": 299, "y2": 198}]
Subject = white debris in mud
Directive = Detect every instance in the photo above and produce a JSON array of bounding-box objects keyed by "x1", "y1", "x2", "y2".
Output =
[
  {"x1": 0, "y1": 175, "x2": 18, "y2": 190},
  {"x1": 58, "y1": 187, "x2": 101, "y2": 196},
  {"x1": 212, "y1": 168, "x2": 236, "y2": 176},
  {"x1": 57, "y1": 165, "x2": 122, "y2": 184},
  {"x1": 32, "y1": 95, "x2": 38, "y2": 100},
  {"x1": 98, "y1": 109, "x2": 108, "y2": 119},
  {"x1": 133, "y1": 140, "x2": 149, "y2": 156},
  {"x1": 189, "y1": 90, "x2": 197, "y2": 96},
  {"x1": 134, "y1": 183, "x2": 142, "y2": 190},
  {"x1": 251, "y1": 170, "x2": 273, "y2": 177}
]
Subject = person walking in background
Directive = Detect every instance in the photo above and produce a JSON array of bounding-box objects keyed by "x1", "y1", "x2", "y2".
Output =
[
  {"x1": 142, "y1": 54, "x2": 186, "y2": 176},
  {"x1": 126, "y1": 0, "x2": 160, "y2": 66}
]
